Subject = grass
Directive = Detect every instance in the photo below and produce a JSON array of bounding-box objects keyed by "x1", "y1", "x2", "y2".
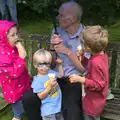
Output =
[
  {"x1": 20, "y1": 19, "x2": 53, "y2": 35},
  {"x1": 0, "y1": 18, "x2": 120, "y2": 120},
  {"x1": 107, "y1": 20, "x2": 120, "y2": 41},
  {"x1": 19, "y1": 19, "x2": 120, "y2": 42},
  {"x1": 0, "y1": 110, "x2": 13, "y2": 120},
  {"x1": 0, "y1": 97, "x2": 8, "y2": 110}
]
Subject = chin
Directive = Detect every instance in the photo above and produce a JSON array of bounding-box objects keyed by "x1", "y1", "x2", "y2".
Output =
[
  {"x1": 40, "y1": 71, "x2": 48, "y2": 75},
  {"x1": 60, "y1": 24, "x2": 68, "y2": 29}
]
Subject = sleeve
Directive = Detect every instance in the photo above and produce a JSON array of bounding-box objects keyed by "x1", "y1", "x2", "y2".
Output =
[
  {"x1": 84, "y1": 61, "x2": 107, "y2": 92},
  {"x1": 0, "y1": 52, "x2": 26, "y2": 79},
  {"x1": 31, "y1": 78, "x2": 44, "y2": 93}
]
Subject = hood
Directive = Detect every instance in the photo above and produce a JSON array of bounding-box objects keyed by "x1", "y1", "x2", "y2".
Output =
[{"x1": 0, "y1": 20, "x2": 16, "y2": 48}]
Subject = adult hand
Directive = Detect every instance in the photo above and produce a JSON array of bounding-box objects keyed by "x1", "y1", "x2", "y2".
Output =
[
  {"x1": 15, "y1": 42, "x2": 26, "y2": 59},
  {"x1": 50, "y1": 34, "x2": 63, "y2": 45}
]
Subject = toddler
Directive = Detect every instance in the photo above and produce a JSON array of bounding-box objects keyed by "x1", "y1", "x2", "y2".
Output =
[{"x1": 31, "y1": 49, "x2": 64, "y2": 120}]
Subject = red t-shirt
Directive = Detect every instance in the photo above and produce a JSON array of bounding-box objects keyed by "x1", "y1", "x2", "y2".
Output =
[{"x1": 83, "y1": 52, "x2": 109, "y2": 116}]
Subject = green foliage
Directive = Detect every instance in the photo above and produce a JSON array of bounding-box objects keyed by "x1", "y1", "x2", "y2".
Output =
[
  {"x1": 15, "y1": 0, "x2": 120, "y2": 25},
  {"x1": 16, "y1": 0, "x2": 51, "y2": 18}
]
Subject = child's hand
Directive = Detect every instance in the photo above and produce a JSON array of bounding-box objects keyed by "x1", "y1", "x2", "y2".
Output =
[
  {"x1": 49, "y1": 78, "x2": 57, "y2": 89},
  {"x1": 76, "y1": 49, "x2": 84, "y2": 62},
  {"x1": 15, "y1": 42, "x2": 26, "y2": 58},
  {"x1": 69, "y1": 74, "x2": 85, "y2": 84},
  {"x1": 56, "y1": 58, "x2": 63, "y2": 64}
]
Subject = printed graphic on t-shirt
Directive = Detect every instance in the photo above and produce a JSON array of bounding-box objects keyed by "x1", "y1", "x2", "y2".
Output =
[{"x1": 44, "y1": 80, "x2": 60, "y2": 98}]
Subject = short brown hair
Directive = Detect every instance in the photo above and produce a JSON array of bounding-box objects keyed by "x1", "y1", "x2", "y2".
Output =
[{"x1": 80, "y1": 25, "x2": 108, "y2": 53}]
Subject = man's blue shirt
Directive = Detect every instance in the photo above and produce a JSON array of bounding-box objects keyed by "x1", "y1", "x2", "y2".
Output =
[{"x1": 53, "y1": 24, "x2": 90, "y2": 77}]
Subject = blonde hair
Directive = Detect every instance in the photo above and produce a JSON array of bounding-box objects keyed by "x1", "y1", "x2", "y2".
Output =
[
  {"x1": 80, "y1": 25, "x2": 108, "y2": 53},
  {"x1": 33, "y1": 49, "x2": 52, "y2": 66}
]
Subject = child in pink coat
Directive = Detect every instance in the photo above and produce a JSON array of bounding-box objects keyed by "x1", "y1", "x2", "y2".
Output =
[{"x1": 0, "y1": 20, "x2": 31, "y2": 120}]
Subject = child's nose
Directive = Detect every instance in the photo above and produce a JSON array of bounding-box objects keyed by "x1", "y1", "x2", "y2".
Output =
[{"x1": 43, "y1": 65, "x2": 48, "y2": 69}]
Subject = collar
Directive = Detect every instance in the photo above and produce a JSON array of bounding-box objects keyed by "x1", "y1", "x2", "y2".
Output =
[{"x1": 70, "y1": 24, "x2": 84, "y2": 39}]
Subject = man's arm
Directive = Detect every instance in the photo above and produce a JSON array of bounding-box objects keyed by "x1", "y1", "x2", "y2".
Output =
[
  {"x1": 54, "y1": 45, "x2": 85, "y2": 73},
  {"x1": 56, "y1": 59, "x2": 64, "y2": 78},
  {"x1": 66, "y1": 49, "x2": 85, "y2": 73},
  {"x1": 50, "y1": 44, "x2": 57, "y2": 69}
]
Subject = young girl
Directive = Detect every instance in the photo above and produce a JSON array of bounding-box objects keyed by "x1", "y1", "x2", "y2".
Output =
[
  {"x1": 0, "y1": 20, "x2": 31, "y2": 120},
  {"x1": 69, "y1": 25, "x2": 109, "y2": 120}
]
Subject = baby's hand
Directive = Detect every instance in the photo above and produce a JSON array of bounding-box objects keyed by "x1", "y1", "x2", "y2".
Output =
[{"x1": 56, "y1": 58, "x2": 63, "y2": 64}]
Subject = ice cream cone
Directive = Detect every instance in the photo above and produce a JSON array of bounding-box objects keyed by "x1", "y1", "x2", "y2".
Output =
[
  {"x1": 77, "y1": 45, "x2": 82, "y2": 51},
  {"x1": 48, "y1": 73, "x2": 56, "y2": 81}
]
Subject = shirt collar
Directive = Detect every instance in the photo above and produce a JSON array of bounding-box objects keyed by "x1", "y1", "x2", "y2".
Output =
[{"x1": 70, "y1": 24, "x2": 84, "y2": 39}]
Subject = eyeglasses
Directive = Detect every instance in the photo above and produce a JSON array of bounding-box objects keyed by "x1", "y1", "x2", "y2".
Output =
[{"x1": 37, "y1": 62, "x2": 50, "y2": 68}]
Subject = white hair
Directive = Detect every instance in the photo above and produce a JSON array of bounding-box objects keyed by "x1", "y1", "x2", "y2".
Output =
[{"x1": 61, "y1": 1, "x2": 83, "y2": 22}]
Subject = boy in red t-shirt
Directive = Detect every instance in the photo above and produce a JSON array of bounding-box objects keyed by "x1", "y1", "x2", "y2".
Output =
[{"x1": 69, "y1": 25, "x2": 109, "y2": 120}]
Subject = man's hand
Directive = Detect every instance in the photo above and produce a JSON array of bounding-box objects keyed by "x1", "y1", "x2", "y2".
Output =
[
  {"x1": 50, "y1": 34, "x2": 63, "y2": 45},
  {"x1": 15, "y1": 42, "x2": 26, "y2": 59}
]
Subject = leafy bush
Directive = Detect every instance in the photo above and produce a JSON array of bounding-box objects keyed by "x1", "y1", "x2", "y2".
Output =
[{"x1": 16, "y1": 0, "x2": 120, "y2": 24}]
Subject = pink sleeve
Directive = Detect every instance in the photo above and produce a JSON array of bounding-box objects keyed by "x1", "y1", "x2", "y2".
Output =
[
  {"x1": 1, "y1": 55, "x2": 26, "y2": 78},
  {"x1": 84, "y1": 62, "x2": 107, "y2": 91}
]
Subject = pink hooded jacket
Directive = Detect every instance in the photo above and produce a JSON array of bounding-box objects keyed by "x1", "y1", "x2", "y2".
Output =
[{"x1": 0, "y1": 20, "x2": 31, "y2": 103}]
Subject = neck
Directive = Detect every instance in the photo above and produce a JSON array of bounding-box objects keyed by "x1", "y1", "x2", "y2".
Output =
[
  {"x1": 92, "y1": 51, "x2": 104, "y2": 55},
  {"x1": 65, "y1": 22, "x2": 80, "y2": 36},
  {"x1": 37, "y1": 73, "x2": 47, "y2": 77}
]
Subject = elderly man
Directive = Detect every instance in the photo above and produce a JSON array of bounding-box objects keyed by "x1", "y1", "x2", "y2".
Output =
[
  {"x1": 22, "y1": 1, "x2": 89, "y2": 120},
  {"x1": 50, "y1": 1, "x2": 90, "y2": 120}
]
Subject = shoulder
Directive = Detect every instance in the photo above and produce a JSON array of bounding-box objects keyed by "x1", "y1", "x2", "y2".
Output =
[
  {"x1": 31, "y1": 76, "x2": 42, "y2": 88},
  {"x1": 48, "y1": 69, "x2": 58, "y2": 76},
  {"x1": 90, "y1": 53, "x2": 108, "y2": 68}
]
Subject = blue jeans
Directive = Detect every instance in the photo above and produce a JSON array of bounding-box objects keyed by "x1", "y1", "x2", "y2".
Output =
[
  {"x1": 0, "y1": 0, "x2": 17, "y2": 23},
  {"x1": 11, "y1": 100, "x2": 24, "y2": 119},
  {"x1": 42, "y1": 112, "x2": 64, "y2": 120}
]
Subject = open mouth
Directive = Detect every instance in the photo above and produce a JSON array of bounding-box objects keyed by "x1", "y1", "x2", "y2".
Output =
[{"x1": 15, "y1": 40, "x2": 20, "y2": 43}]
